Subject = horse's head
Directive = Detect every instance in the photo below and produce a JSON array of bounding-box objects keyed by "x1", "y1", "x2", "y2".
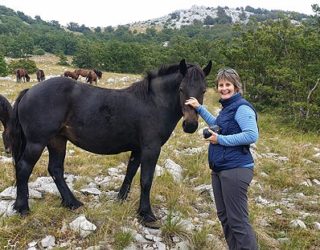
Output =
[{"x1": 179, "y1": 59, "x2": 212, "y2": 133}]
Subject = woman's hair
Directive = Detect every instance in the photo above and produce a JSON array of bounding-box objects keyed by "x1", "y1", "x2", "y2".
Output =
[{"x1": 216, "y1": 68, "x2": 243, "y2": 94}]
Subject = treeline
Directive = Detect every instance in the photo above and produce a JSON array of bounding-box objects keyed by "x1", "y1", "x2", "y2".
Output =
[{"x1": 0, "y1": 4, "x2": 319, "y2": 131}]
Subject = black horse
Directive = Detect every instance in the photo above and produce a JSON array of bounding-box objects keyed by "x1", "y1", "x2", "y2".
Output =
[
  {"x1": 9, "y1": 59, "x2": 211, "y2": 227},
  {"x1": 0, "y1": 94, "x2": 12, "y2": 153}
]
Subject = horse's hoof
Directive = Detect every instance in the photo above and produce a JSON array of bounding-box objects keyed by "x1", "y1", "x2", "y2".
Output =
[
  {"x1": 70, "y1": 202, "x2": 84, "y2": 210},
  {"x1": 138, "y1": 213, "x2": 160, "y2": 229},
  {"x1": 62, "y1": 200, "x2": 83, "y2": 210},
  {"x1": 19, "y1": 209, "x2": 30, "y2": 217},
  {"x1": 117, "y1": 192, "x2": 128, "y2": 201},
  {"x1": 117, "y1": 186, "x2": 130, "y2": 201},
  {"x1": 141, "y1": 220, "x2": 162, "y2": 229},
  {"x1": 13, "y1": 206, "x2": 30, "y2": 216}
]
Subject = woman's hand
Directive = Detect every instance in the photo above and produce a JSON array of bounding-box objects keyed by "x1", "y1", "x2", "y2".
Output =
[
  {"x1": 185, "y1": 97, "x2": 200, "y2": 109},
  {"x1": 206, "y1": 129, "x2": 219, "y2": 144}
]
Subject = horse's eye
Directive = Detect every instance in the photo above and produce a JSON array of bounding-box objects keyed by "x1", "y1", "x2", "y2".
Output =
[
  {"x1": 179, "y1": 88, "x2": 183, "y2": 93},
  {"x1": 203, "y1": 89, "x2": 206, "y2": 94}
]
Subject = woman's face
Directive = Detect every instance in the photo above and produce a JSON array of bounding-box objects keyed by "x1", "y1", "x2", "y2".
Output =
[{"x1": 217, "y1": 79, "x2": 237, "y2": 100}]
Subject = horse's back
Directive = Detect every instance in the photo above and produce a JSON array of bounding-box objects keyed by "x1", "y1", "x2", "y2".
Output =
[
  {"x1": 21, "y1": 77, "x2": 75, "y2": 102},
  {"x1": 18, "y1": 78, "x2": 77, "y2": 133},
  {"x1": 16, "y1": 77, "x2": 142, "y2": 152},
  {"x1": 15, "y1": 76, "x2": 170, "y2": 154}
]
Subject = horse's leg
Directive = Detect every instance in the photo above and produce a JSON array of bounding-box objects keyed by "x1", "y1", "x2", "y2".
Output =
[
  {"x1": 138, "y1": 144, "x2": 161, "y2": 223},
  {"x1": 118, "y1": 150, "x2": 141, "y2": 200},
  {"x1": 14, "y1": 142, "x2": 45, "y2": 215},
  {"x1": 47, "y1": 136, "x2": 83, "y2": 209}
]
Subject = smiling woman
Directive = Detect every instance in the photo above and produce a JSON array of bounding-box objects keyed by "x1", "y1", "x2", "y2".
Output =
[{"x1": 185, "y1": 67, "x2": 259, "y2": 249}]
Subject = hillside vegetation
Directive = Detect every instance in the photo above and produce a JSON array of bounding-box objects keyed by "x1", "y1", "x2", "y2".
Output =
[{"x1": 0, "y1": 55, "x2": 319, "y2": 249}]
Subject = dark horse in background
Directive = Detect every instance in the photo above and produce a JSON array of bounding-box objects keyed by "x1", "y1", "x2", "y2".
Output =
[
  {"x1": 9, "y1": 59, "x2": 211, "y2": 227},
  {"x1": 36, "y1": 69, "x2": 45, "y2": 82},
  {"x1": 0, "y1": 94, "x2": 12, "y2": 153},
  {"x1": 93, "y1": 69, "x2": 102, "y2": 79},
  {"x1": 15, "y1": 68, "x2": 30, "y2": 83}
]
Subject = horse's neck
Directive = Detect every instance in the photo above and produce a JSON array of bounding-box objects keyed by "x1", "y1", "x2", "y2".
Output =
[
  {"x1": 0, "y1": 101, "x2": 12, "y2": 128},
  {"x1": 152, "y1": 75, "x2": 183, "y2": 121},
  {"x1": 0, "y1": 115, "x2": 8, "y2": 128}
]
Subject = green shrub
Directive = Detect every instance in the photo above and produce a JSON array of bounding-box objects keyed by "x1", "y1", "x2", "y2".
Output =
[
  {"x1": 33, "y1": 48, "x2": 45, "y2": 55},
  {"x1": 0, "y1": 55, "x2": 8, "y2": 76},
  {"x1": 57, "y1": 54, "x2": 69, "y2": 66},
  {"x1": 8, "y1": 59, "x2": 37, "y2": 74}
]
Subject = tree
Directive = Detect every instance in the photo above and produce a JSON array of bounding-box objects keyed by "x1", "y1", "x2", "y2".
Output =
[
  {"x1": 8, "y1": 59, "x2": 37, "y2": 74},
  {"x1": 0, "y1": 54, "x2": 8, "y2": 76},
  {"x1": 7, "y1": 33, "x2": 34, "y2": 58},
  {"x1": 57, "y1": 54, "x2": 69, "y2": 66},
  {"x1": 204, "y1": 16, "x2": 215, "y2": 25}
]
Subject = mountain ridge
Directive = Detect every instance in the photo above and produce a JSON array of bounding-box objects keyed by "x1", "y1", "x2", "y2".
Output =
[
  {"x1": 125, "y1": 5, "x2": 309, "y2": 31},
  {"x1": 0, "y1": 4, "x2": 310, "y2": 32}
]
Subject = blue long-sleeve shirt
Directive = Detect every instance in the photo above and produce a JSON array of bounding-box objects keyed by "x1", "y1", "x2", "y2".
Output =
[{"x1": 196, "y1": 105, "x2": 259, "y2": 146}]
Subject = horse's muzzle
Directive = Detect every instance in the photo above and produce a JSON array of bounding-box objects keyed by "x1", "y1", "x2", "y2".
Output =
[{"x1": 182, "y1": 120, "x2": 198, "y2": 133}]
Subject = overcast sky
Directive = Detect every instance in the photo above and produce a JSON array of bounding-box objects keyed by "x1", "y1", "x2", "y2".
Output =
[{"x1": 0, "y1": 0, "x2": 317, "y2": 27}]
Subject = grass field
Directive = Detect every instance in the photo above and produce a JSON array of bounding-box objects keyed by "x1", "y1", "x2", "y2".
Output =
[{"x1": 0, "y1": 54, "x2": 319, "y2": 249}]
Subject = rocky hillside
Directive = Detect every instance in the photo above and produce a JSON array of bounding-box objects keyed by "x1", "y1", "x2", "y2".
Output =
[{"x1": 128, "y1": 5, "x2": 309, "y2": 31}]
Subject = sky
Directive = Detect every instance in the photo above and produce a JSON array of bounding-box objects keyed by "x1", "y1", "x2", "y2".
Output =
[{"x1": 0, "y1": 0, "x2": 317, "y2": 27}]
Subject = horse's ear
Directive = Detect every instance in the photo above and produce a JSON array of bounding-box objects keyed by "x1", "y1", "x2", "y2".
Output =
[
  {"x1": 179, "y1": 59, "x2": 187, "y2": 76},
  {"x1": 203, "y1": 61, "x2": 212, "y2": 76}
]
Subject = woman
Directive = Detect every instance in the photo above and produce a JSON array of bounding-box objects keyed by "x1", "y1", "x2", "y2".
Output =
[{"x1": 185, "y1": 68, "x2": 258, "y2": 250}]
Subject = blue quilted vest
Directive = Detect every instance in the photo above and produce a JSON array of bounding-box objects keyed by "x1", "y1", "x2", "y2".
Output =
[{"x1": 208, "y1": 93, "x2": 257, "y2": 172}]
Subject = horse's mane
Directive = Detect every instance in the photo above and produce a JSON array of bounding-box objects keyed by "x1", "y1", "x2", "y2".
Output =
[
  {"x1": 187, "y1": 65, "x2": 207, "y2": 87},
  {"x1": 125, "y1": 63, "x2": 182, "y2": 99}
]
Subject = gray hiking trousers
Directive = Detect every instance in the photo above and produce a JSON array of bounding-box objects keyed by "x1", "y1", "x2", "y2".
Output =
[{"x1": 211, "y1": 167, "x2": 258, "y2": 250}]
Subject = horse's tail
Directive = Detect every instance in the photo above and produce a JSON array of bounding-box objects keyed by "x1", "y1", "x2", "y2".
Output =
[
  {"x1": 9, "y1": 89, "x2": 29, "y2": 166},
  {"x1": 0, "y1": 94, "x2": 13, "y2": 128}
]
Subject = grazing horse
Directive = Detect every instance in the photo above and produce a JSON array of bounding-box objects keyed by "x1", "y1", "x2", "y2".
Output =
[
  {"x1": 86, "y1": 70, "x2": 98, "y2": 85},
  {"x1": 16, "y1": 68, "x2": 30, "y2": 83},
  {"x1": 63, "y1": 71, "x2": 79, "y2": 80},
  {"x1": 0, "y1": 94, "x2": 12, "y2": 153},
  {"x1": 75, "y1": 69, "x2": 90, "y2": 79},
  {"x1": 36, "y1": 69, "x2": 45, "y2": 82},
  {"x1": 9, "y1": 59, "x2": 211, "y2": 227}
]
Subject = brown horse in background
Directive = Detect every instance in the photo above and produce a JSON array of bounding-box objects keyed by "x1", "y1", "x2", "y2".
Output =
[
  {"x1": 63, "y1": 71, "x2": 79, "y2": 80},
  {"x1": 36, "y1": 69, "x2": 45, "y2": 82},
  {"x1": 75, "y1": 69, "x2": 90, "y2": 79},
  {"x1": 16, "y1": 68, "x2": 30, "y2": 83},
  {"x1": 87, "y1": 70, "x2": 98, "y2": 85},
  {"x1": 76, "y1": 69, "x2": 101, "y2": 84}
]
